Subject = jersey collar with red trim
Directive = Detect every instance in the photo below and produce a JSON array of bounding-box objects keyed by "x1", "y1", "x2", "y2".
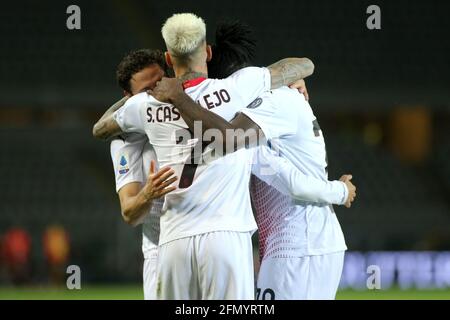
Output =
[{"x1": 182, "y1": 77, "x2": 207, "y2": 90}]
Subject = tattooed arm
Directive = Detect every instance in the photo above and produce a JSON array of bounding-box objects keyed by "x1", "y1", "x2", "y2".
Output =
[
  {"x1": 92, "y1": 97, "x2": 128, "y2": 140},
  {"x1": 268, "y1": 57, "x2": 314, "y2": 89}
]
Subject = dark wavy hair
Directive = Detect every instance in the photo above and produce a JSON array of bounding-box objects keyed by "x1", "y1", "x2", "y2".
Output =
[
  {"x1": 116, "y1": 49, "x2": 167, "y2": 93},
  {"x1": 208, "y1": 21, "x2": 256, "y2": 79}
]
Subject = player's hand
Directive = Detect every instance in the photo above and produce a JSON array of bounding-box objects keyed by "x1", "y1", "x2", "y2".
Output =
[
  {"x1": 339, "y1": 174, "x2": 356, "y2": 208},
  {"x1": 289, "y1": 79, "x2": 309, "y2": 101},
  {"x1": 147, "y1": 77, "x2": 184, "y2": 103},
  {"x1": 142, "y1": 160, "x2": 178, "y2": 200}
]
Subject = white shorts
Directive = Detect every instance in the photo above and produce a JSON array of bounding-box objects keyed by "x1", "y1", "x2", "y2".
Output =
[
  {"x1": 156, "y1": 231, "x2": 255, "y2": 300},
  {"x1": 143, "y1": 248, "x2": 158, "y2": 300},
  {"x1": 256, "y1": 251, "x2": 345, "y2": 300}
]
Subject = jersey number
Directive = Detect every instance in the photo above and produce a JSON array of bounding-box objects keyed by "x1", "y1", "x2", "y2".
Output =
[
  {"x1": 312, "y1": 119, "x2": 321, "y2": 137},
  {"x1": 176, "y1": 130, "x2": 210, "y2": 189},
  {"x1": 312, "y1": 119, "x2": 329, "y2": 172},
  {"x1": 256, "y1": 288, "x2": 275, "y2": 300}
]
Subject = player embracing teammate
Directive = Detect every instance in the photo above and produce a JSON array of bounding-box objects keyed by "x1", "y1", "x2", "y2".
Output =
[{"x1": 94, "y1": 13, "x2": 356, "y2": 300}]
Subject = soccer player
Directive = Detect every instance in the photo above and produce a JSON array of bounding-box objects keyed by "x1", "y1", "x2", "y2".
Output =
[
  {"x1": 149, "y1": 21, "x2": 356, "y2": 300},
  {"x1": 93, "y1": 13, "x2": 349, "y2": 300},
  {"x1": 94, "y1": 49, "x2": 177, "y2": 299}
]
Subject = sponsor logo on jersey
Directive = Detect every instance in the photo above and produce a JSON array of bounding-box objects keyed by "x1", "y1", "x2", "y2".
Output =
[
  {"x1": 246, "y1": 97, "x2": 263, "y2": 109},
  {"x1": 118, "y1": 154, "x2": 129, "y2": 174}
]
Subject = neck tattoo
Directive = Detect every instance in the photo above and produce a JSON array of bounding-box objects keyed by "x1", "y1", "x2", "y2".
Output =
[{"x1": 179, "y1": 71, "x2": 207, "y2": 82}]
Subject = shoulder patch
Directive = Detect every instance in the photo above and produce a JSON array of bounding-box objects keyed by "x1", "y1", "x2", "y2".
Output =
[
  {"x1": 118, "y1": 154, "x2": 130, "y2": 174},
  {"x1": 246, "y1": 97, "x2": 263, "y2": 109}
]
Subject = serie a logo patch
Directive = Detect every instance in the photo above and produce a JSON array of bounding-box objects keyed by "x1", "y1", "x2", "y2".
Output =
[{"x1": 118, "y1": 155, "x2": 129, "y2": 174}]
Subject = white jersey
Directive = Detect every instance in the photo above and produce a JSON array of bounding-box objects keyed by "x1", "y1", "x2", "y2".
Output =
[
  {"x1": 110, "y1": 133, "x2": 163, "y2": 258},
  {"x1": 114, "y1": 67, "x2": 271, "y2": 245},
  {"x1": 242, "y1": 86, "x2": 348, "y2": 258}
]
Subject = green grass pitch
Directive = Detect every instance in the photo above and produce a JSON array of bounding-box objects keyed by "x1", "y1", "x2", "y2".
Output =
[{"x1": 0, "y1": 286, "x2": 449, "y2": 300}]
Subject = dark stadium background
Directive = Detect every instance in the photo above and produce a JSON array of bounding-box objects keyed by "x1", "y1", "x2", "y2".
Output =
[{"x1": 0, "y1": 0, "x2": 449, "y2": 299}]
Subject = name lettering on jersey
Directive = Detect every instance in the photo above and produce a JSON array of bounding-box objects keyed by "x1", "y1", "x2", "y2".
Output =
[
  {"x1": 146, "y1": 105, "x2": 181, "y2": 123},
  {"x1": 199, "y1": 89, "x2": 231, "y2": 110},
  {"x1": 118, "y1": 154, "x2": 129, "y2": 174}
]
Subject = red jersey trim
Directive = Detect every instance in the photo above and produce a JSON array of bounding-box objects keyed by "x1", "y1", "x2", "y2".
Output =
[{"x1": 182, "y1": 77, "x2": 207, "y2": 90}]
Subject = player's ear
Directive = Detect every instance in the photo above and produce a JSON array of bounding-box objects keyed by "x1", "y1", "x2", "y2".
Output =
[
  {"x1": 165, "y1": 52, "x2": 173, "y2": 68},
  {"x1": 206, "y1": 45, "x2": 212, "y2": 62}
]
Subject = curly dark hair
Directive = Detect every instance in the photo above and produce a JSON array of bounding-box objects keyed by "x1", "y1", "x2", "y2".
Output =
[
  {"x1": 208, "y1": 21, "x2": 256, "y2": 79},
  {"x1": 116, "y1": 49, "x2": 168, "y2": 93}
]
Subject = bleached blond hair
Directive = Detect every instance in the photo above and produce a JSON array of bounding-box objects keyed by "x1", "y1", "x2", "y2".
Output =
[{"x1": 161, "y1": 13, "x2": 206, "y2": 57}]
